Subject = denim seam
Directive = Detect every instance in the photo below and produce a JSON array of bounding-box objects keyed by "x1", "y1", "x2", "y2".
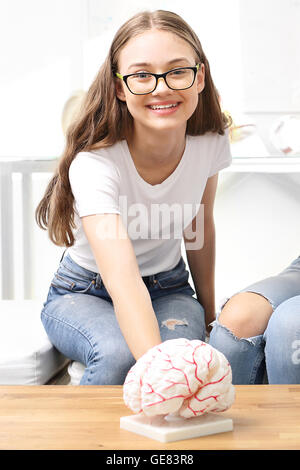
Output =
[
  {"x1": 85, "y1": 353, "x2": 102, "y2": 384},
  {"x1": 59, "y1": 263, "x2": 97, "y2": 281},
  {"x1": 50, "y1": 279, "x2": 95, "y2": 294},
  {"x1": 41, "y1": 309, "x2": 101, "y2": 384},
  {"x1": 53, "y1": 273, "x2": 75, "y2": 289},
  {"x1": 249, "y1": 351, "x2": 265, "y2": 384},
  {"x1": 156, "y1": 279, "x2": 189, "y2": 289},
  {"x1": 150, "y1": 285, "x2": 195, "y2": 301},
  {"x1": 41, "y1": 309, "x2": 96, "y2": 354}
]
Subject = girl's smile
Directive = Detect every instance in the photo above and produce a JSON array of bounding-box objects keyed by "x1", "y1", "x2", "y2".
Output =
[{"x1": 146, "y1": 100, "x2": 182, "y2": 114}]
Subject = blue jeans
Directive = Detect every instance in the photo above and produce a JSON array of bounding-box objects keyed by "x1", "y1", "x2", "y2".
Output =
[
  {"x1": 41, "y1": 251, "x2": 205, "y2": 385},
  {"x1": 209, "y1": 256, "x2": 300, "y2": 384}
]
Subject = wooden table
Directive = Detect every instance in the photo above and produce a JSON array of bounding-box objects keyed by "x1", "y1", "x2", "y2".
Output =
[{"x1": 0, "y1": 385, "x2": 299, "y2": 450}]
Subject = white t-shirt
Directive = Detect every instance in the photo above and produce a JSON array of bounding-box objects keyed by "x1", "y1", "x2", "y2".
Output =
[{"x1": 66, "y1": 130, "x2": 232, "y2": 276}]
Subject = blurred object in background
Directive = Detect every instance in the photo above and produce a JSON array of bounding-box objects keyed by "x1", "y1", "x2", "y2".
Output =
[
  {"x1": 222, "y1": 110, "x2": 268, "y2": 158},
  {"x1": 223, "y1": 110, "x2": 256, "y2": 144},
  {"x1": 269, "y1": 115, "x2": 300, "y2": 156},
  {"x1": 61, "y1": 90, "x2": 86, "y2": 136}
]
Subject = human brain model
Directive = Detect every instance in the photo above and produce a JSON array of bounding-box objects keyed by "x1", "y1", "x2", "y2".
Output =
[{"x1": 123, "y1": 338, "x2": 235, "y2": 419}]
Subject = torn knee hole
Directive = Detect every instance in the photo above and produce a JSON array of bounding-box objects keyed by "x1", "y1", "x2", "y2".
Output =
[
  {"x1": 214, "y1": 319, "x2": 257, "y2": 344},
  {"x1": 161, "y1": 318, "x2": 188, "y2": 330}
]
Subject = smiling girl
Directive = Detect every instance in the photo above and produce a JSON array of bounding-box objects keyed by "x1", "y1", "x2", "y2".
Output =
[{"x1": 36, "y1": 10, "x2": 232, "y2": 385}]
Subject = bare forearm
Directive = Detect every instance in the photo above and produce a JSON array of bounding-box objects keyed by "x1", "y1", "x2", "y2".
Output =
[
  {"x1": 82, "y1": 214, "x2": 161, "y2": 359},
  {"x1": 110, "y1": 279, "x2": 162, "y2": 360},
  {"x1": 185, "y1": 220, "x2": 216, "y2": 328}
]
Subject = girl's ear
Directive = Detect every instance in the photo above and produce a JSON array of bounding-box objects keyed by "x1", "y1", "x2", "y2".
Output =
[
  {"x1": 115, "y1": 79, "x2": 127, "y2": 102},
  {"x1": 197, "y1": 63, "x2": 205, "y2": 94}
]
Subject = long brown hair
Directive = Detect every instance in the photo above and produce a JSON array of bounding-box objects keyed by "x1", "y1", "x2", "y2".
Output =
[{"x1": 35, "y1": 9, "x2": 230, "y2": 247}]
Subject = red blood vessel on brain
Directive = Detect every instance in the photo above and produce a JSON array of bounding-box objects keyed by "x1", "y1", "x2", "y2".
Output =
[{"x1": 123, "y1": 338, "x2": 235, "y2": 418}]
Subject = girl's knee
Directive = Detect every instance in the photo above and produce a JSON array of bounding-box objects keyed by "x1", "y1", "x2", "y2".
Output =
[
  {"x1": 209, "y1": 318, "x2": 259, "y2": 353},
  {"x1": 217, "y1": 292, "x2": 273, "y2": 339}
]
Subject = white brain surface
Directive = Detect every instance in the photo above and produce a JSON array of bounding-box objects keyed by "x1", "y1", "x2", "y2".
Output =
[{"x1": 123, "y1": 338, "x2": 235, "y2": 419}]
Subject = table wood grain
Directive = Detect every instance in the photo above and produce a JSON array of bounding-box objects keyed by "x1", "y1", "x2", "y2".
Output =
[{"x1": 0, "y1": 385, "x2": 299, "y2": 450}]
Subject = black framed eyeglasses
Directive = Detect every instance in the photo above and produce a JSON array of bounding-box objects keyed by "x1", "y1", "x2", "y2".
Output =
[{"x1": 115, "y1": 63, "x2": 200, "y2": 95}]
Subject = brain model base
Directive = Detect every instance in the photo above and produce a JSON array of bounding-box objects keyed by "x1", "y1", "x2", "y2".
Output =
[{"x1": 123, "y1": 338, "x2": 235, "y2": 419}]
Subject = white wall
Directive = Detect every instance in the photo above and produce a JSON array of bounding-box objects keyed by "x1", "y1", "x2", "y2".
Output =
[
  {"x1": 6, "y1": 172, "x2": 65, "y2": 301},
  {"x1": 213, "y1": 171, "x2": 300, "y2": 305},
  {"x1": 0, "y1": 0, "x2": 85, "y2": 158},
  {"x1": 239, "y1": 0, "x2": 300, "y2": 113}
]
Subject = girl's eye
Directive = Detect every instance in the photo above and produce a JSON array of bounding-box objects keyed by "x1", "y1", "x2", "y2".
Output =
[
  {"x1": 169, "y1": 69, "x2": 187, "y2": 76},
  {"x1": 132, "y1": 73, "x2": 152, "y2": 80}
]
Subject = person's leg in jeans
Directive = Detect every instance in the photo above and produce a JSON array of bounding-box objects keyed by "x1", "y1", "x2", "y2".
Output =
[
  {"x1": 209, "y1": 256, "x2": 300, "y2": 384},
  {"x1": 41, "y1": 292, "x2": 136, "y2": 385},
  {"x1": 209, "y1": 293, "x2": 269, "y2": 384},
  {"x1": 41, "y1": 289, "x2": 205, "y2": 385},
  {"x1": 264, "y1": 295, "x2": 300, "y2": 383}
]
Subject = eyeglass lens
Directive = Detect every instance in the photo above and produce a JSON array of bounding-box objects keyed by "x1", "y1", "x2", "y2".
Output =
[{"x1": 127, "y1": 68, "x2": 195, "y2": 94}]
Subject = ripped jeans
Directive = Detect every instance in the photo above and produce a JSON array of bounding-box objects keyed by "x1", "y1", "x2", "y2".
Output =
[
  {"x1": 209, "y1": 256, "x2": 300, "y2": 384},
  {"x1": 40, "y1": 251, "x2": 205, "y2": 385}
]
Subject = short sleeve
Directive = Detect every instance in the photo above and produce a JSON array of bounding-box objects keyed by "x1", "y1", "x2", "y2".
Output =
[
  {"x1": 208, "y1": 127, "x2": 232, "y2": 177},
  {"x1": 69, "y1": 152, "x2": 121, "y2": 217}
]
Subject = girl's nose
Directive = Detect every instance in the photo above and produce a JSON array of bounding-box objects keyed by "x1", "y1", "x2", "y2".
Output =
[{"x1": 152, "y1": 76, "x2": 170, "y2": 94}]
